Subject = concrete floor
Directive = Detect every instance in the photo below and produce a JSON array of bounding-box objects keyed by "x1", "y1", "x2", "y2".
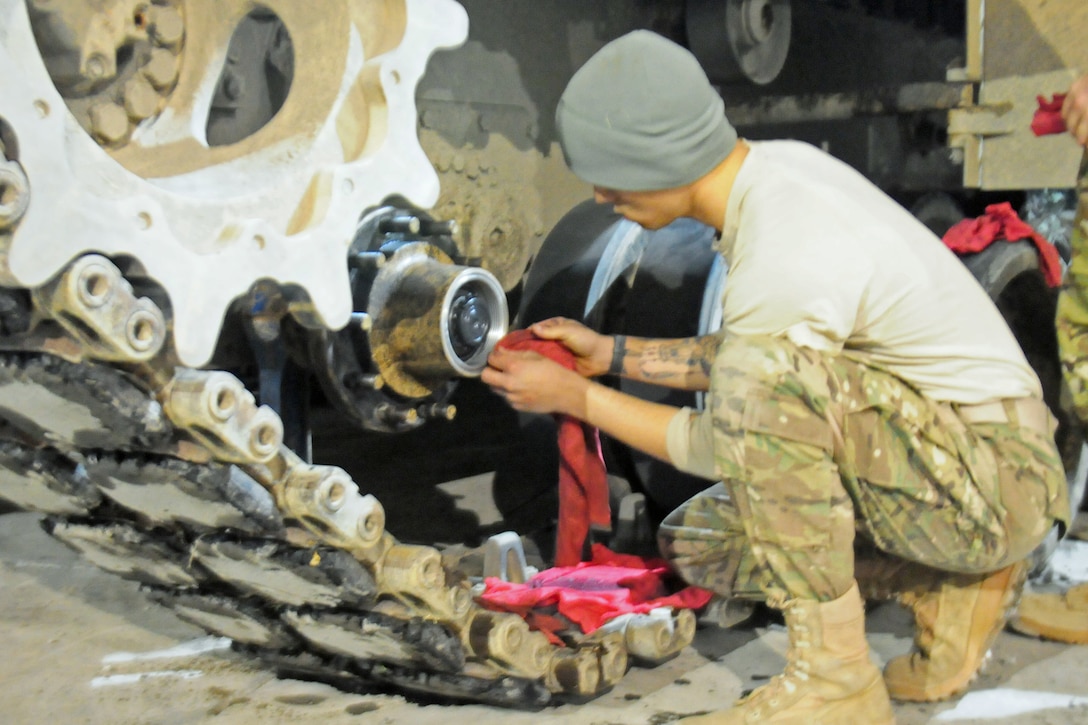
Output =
[{"x1": 2, "y1": 491, "x2": 1088, "y2": 725}]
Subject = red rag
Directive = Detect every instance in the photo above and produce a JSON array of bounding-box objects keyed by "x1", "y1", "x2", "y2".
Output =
[
  {"x1": 496, "y1": 329, "x2": 610, "y2": 566},
  {"x1": 477, "y1": 544, "x2": 714, "y2": 643},
  {"x1": 942, "y1": 202, "x2": 1063, "y2": 287},
  {"x1": 1032, "y1": 93, "x2": 1068, "y2": 136}
]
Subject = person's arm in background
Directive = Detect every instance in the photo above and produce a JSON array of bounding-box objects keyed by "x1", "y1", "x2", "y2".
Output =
[
  {"x1": 525, "y1": 317, "x2": 722, "y2": 392},
  {"x1": 1056, "y1": 74, "x2": 1088, "y2": 427},
  {"x1": 1062, "y1": 74, "x2": 1088, "y2": 147}
]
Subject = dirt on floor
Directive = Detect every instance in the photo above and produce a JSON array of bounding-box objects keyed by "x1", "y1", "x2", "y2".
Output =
[{"x1": 2, "y1": 502, "x2": 1088, "y2": 725}]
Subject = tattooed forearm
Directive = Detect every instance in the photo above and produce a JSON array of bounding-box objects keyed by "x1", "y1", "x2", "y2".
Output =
[{"x1": 624, "y1": 332, "x2": 722, "y2": 390}]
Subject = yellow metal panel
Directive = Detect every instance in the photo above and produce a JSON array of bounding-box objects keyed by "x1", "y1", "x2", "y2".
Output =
[{"x1": 966, "y1": 0, "x2": 1087, "y2": 189}]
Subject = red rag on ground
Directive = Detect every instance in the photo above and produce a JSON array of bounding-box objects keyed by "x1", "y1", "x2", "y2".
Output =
[
  {"x1": 477, "y1": 543, "x2": 714, "y2": 644},
  {"x1": 1032, "y1": 93, "x2": 1068, "y2": 136},
  {"x1": 496, "y1": 329, "x2": 610, "y2": 566},
  {"x1": 941, "y1": 202, "x2": 1063, "y2": 287}
]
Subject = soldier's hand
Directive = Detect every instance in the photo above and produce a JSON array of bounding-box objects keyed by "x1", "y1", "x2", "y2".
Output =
[
  {"x1": 528, "y1": 317, "x2": 612, "y2": 377},
  {"x1": 1063, "y1": 74, "x2": 1088, "y2": 147},
  {"x1": 482, "y1": 346, "x2": 589, "y2": 417}
]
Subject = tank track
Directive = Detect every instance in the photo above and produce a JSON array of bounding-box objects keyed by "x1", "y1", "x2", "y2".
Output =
[
  {"x1": 0, "y1": 0, "x2": 697, "y2": 703},
  {"x1": 0, "y1": 264, "x2": 697, "y2": 707}
]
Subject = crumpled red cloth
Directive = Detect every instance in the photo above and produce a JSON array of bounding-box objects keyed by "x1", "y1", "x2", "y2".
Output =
[
  {"x1": 1032, "y1": 93, "x2": 1068, "y2": 136},
  {"x1": 496, "y1": 329, "x2": 609, "y2": 566},
  {"x1": 942, "y1": 202, "x2": 1063, "y2": 287},
  {"x1": 477, "y1": 543, "x2": 714, "y2": 644}
]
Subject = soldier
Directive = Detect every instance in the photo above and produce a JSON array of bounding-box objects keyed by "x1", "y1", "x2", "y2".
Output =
[
  {"x1": 483, "y1": 31, "x2": 1068, "y2": 723},
  {"x1": 1013, "y1": 73, "x2": 1088, "y2": 645}
]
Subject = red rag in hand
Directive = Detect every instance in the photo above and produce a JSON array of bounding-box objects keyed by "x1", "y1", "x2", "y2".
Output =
[
  {"x1": 496, "y1": 329, "x2": 610, "y2": 566},
  {"x1": 1032, "y1": 93, "x2": 1068, "y2": 136},
  {"x1": 942, "y1": 202, "x2": 1063, "y2": 287}
]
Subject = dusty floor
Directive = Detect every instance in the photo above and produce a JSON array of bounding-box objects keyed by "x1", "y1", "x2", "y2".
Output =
[{"x1": 2, "y1": 490, "x2": 1088, "y2": 725}]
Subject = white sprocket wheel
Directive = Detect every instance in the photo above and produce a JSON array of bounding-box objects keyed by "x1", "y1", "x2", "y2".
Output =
[{"x1": 0, "y1": 0, "x2": 468, "y2": 366}]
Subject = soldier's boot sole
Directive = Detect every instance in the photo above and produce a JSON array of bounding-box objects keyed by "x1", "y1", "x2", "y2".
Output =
[
  {"x1": 884, "y1": 561, "x2": 1026, "y2": 702},
  {"x1": 682, "y1": 582, "x2": 896, "y2": 724},
  {"x1": 1010, "y1": 582, "x2": 1088, "y2": 644}
]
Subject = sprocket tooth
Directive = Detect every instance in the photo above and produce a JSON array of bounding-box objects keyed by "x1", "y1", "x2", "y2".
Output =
[
  {"x1": 0, "y1": 440, "x2": 101, "y2": 515},
  {"x1": 43, "y1": 518, "x2": 200, "y2": 588},
  {"x1": 147, "y1": 589, "x2": 300, "y2": 651},
  {"x1": 83, "y1": 453, "x2": 283, "y2": 534},
  {"x1": 191, "y1": 535, "x2": 377, "y2": 609}
]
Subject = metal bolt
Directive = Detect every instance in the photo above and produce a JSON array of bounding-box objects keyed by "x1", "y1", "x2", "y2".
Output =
[
  {"x1": 149, "y1": 5, "x2": 184, "y2": 47},
  {"x1": 358, "y1": 511, "x2": 382, "y2": 540},
  {"x1": 347, "y1": 251, "x2": 386, "y2": 272},
  {"x1": 142, "y1": 47, "x2": 178, "y2": 90},
  {"x1": 88, "y1": 102, "x2": 130, "y2": 145},
  {"x1": 343, "y1": 372, "x2": 383, "y2": 391},
  {"x1": 0, "y1": 162, "x2": 30, "y2": 230},
  {"x1": 350, "y1": 312, "x2": 372, "y2": 332},
  {"x1": 126, "y1": 309, "x2": 163, "y2": 353},
  {"x1": 419, "y1": 218, "x2": 459, "y2": 237},
  {"x1": 123, "y1": 75, "x2": 159, "y2": 121},
  {"x1": 379, "y1": 215, "x2": 421, "y2": 235},
  {"x1": 376, "y1": 403, "x2": 418, "y2": 426},
  {"x1": 321, "y1": 477, "x2": 347, "y2": 513},
  {"x1": 76, "y1": 264, "x2": 113, "y2": 308},
  {"x1": 209, "y1": 385, "x2": 237, "y2": 421},
  {"x1": 83, "y1": 53, "x2": 111, "y2": 81},
  {"x1": 420, "y1": 403, "x2": 456, "y2": 421},
  {"x1": 249, "y1": 420, "x2": 282, "y2": 458},
  {"x1": 221, "y1": 70, "x2": 242, "y2": 101}
]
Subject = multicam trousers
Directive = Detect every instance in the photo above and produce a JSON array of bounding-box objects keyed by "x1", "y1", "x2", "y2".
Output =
[
  {"x1": 1057, "y1": 151, "x2": 1088, "y2": 424},
  {"x1": 657, "y1": 335, "x2": 1068, "y2": 605}
]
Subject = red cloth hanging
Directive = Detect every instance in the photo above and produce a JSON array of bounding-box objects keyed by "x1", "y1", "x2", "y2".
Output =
[
  {"x1": 495, "y1": 329, "x2": 610, "y2": 566},
  {"x1": 1032, "y1": 93, "x2": 1068, "y2": 137},
  {"x1": 942, "y1": 202, "x2": 1063, "y2": 287},
  {"x1": 477, "y1": 543, "x2": 714, "y2": 644}
]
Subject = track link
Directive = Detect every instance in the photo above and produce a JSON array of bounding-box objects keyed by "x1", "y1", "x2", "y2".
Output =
[{"x1": 0, "y1": 267, "x2": 695, "y2": 706}]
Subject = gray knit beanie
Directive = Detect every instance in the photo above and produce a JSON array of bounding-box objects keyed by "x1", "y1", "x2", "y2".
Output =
[{"x1": 556, "y1": 30, "x2": 737, "y2": 192}]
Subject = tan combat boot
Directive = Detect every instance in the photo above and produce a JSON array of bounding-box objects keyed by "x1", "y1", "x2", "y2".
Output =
[
  {"x1": 1010, "y1": 583, "x2": 1088, "y2": 644},
  {"x1": 884, "y1": 561, "x2": 1026, "y2": 702},
  {"x1": 682, "y1": 582, "x2": 895, "y2": 724}
]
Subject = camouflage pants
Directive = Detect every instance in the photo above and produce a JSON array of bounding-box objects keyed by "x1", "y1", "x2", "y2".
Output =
[
  {"x1": 657, "y1": 335, "x2": 1066, "y2": 605},
  {"x1": 1057, "y1": 151, "x2": 1088, "y2": 424}
]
